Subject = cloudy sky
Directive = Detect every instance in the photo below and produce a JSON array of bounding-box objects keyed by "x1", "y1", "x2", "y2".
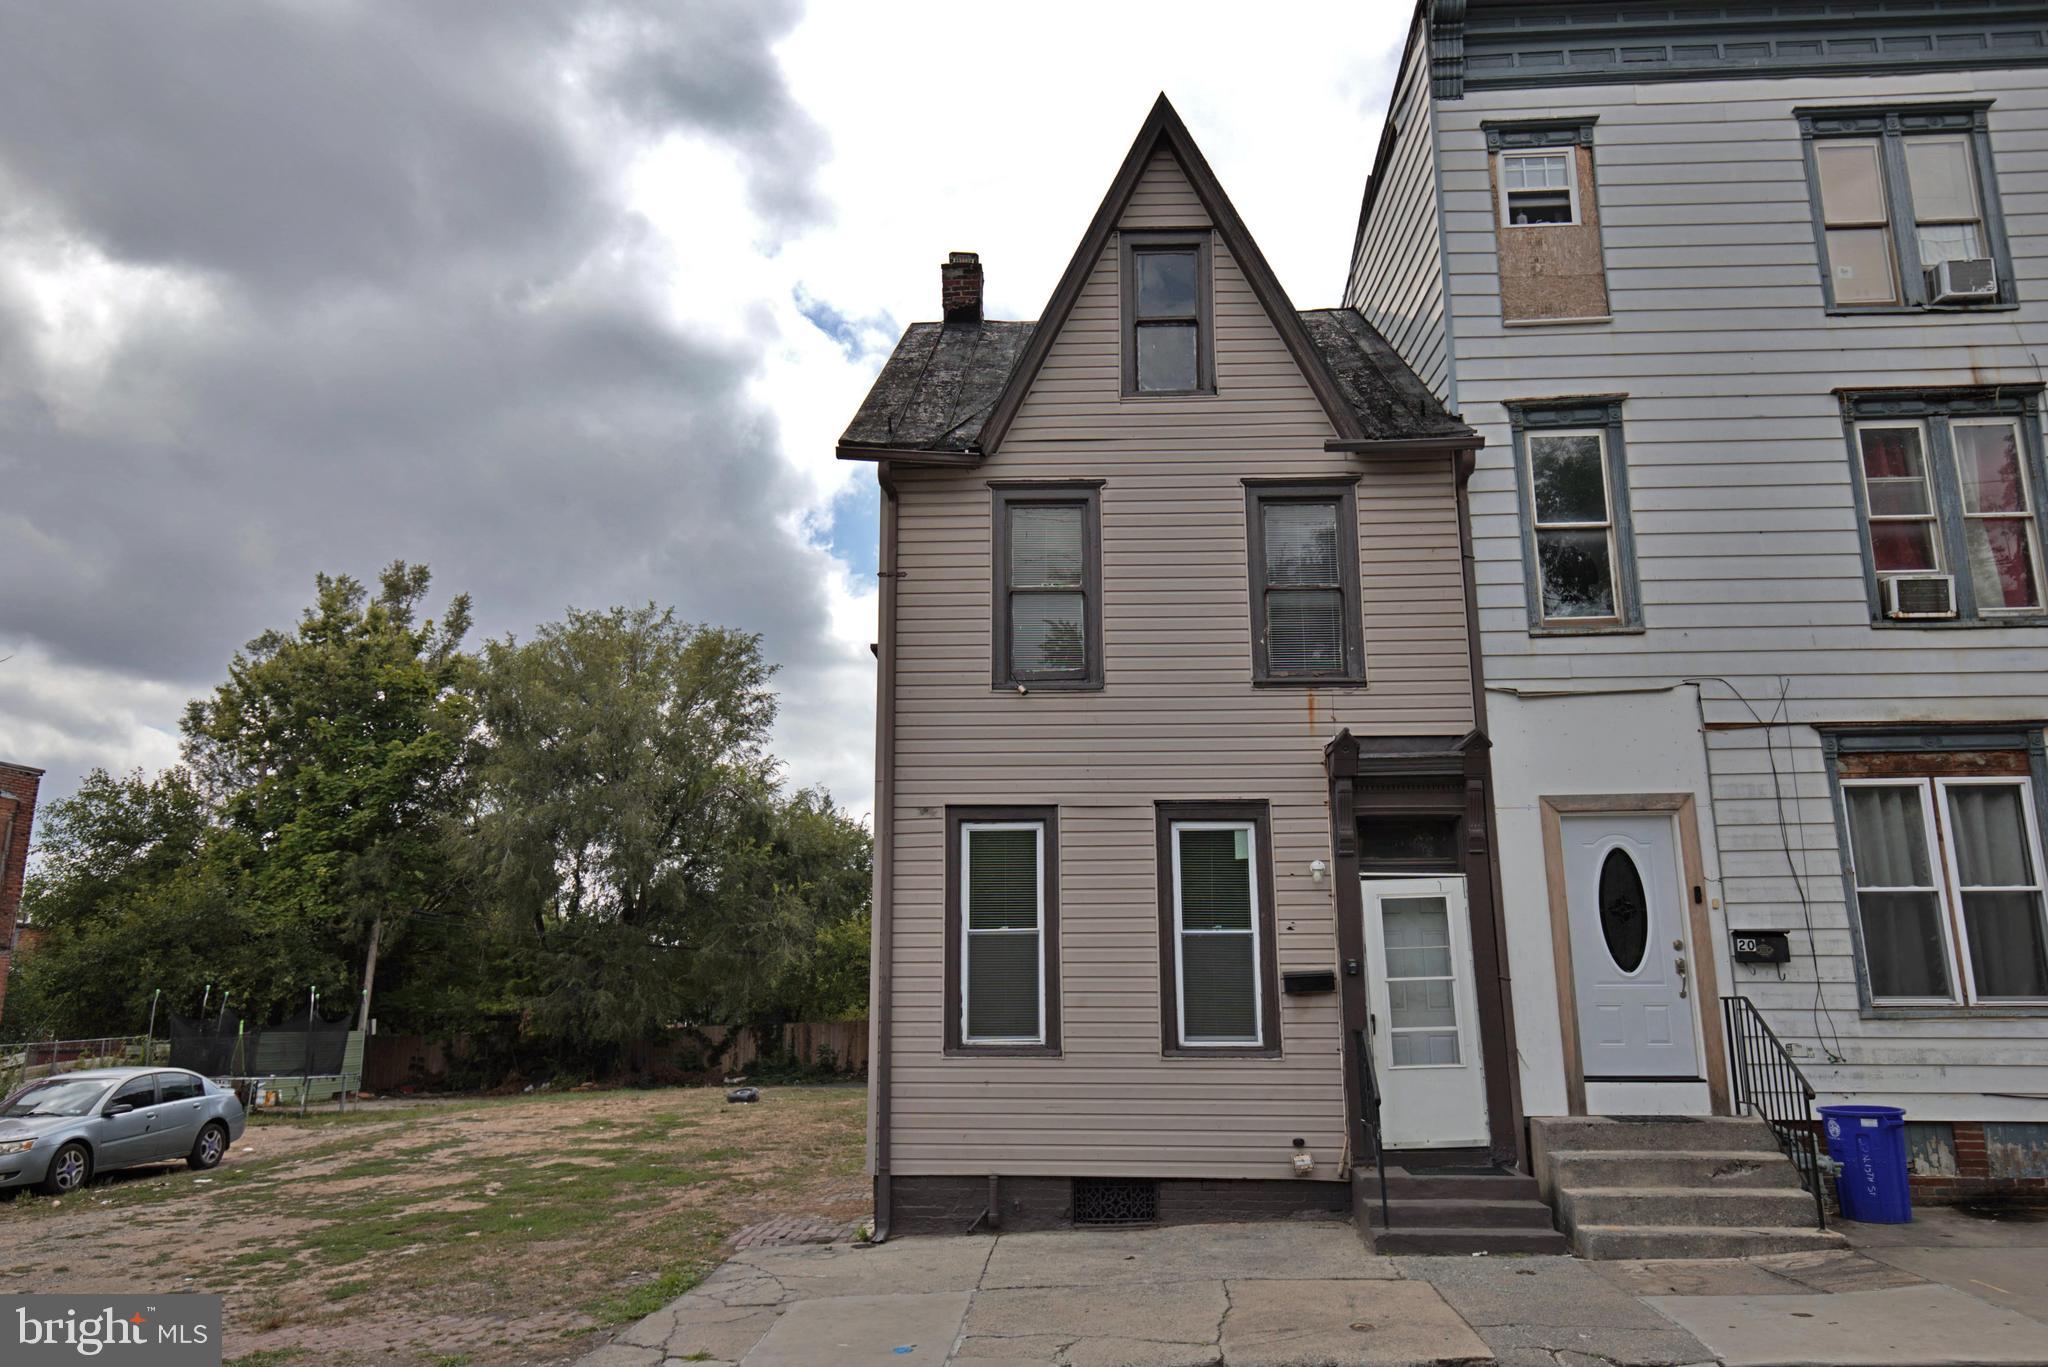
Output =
[{"x1": 0, "y1": 1, "x2": 1408, "y2": 817}]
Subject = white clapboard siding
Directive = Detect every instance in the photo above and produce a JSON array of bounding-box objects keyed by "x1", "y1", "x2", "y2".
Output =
[
  {"x1": 887, "y1": 149, "x2": 1475, "y2": 1180},
  {"x1": 1388, "y1": 63, "x2": 2048, "y2": 1112},
  {"x1": 1346, "y1": 31, "x2": 1451, "y2": 403}
]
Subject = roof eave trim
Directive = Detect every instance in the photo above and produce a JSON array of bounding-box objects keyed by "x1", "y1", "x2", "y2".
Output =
[
  {"x1": 977, "y1": 93, "x2": 1368, "y2": 454},
  {"x1": 836, "y1": 442, "x2": 983, "y2": 466},
  {"x1": 1325, "y1": 434, "x2": 1483, "y2": 454}
]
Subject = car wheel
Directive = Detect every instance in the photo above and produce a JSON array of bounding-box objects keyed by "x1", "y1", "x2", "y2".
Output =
[
  {"x1": 188, "y1": 1123, "x2": 228, "y2": 1172},
  {"x1": 39, "y1": 1142, "x2": 91, "y2": 1196}
]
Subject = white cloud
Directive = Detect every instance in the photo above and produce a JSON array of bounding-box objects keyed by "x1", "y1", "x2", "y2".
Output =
[{"x1": 0, "y1": 1, "x2": 1410, "y2": 831}]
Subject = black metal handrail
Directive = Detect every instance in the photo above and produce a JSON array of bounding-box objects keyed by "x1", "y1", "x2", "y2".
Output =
[
  {"x1": 1722, "y1": 995, "x2": 1827, "y2": 1230},
  {"x1": 1354, "y1": 1025, "x2": 1390, "y2": 1230}
]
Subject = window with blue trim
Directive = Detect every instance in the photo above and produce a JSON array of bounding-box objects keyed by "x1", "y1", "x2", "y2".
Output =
[
  {"x1": 1507, "y1": 398, "x2": 1641, "y2": 632},
  {"x1": 1798, "y1": 104, "x2": 2017, "y2": 312},
  {"x1": 1841, "y1": 389, "x2": 2048, "y2": 624}
]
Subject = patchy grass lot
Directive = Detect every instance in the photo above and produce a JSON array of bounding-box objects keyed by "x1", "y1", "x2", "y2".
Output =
[{"x1": 0, "y1": 1084, "x2": 868, "y2": 1365}]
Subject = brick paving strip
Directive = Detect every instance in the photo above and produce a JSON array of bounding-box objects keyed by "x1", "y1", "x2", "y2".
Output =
[
  {"x1": 730, "y1": 1216, "x2": 869, "y2": 1250},
  {"x1": 577, "y1": 1207, "x2": 2048, "y2": 1365}
]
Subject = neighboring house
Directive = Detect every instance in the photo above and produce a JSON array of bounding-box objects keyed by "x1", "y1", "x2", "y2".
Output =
[
  {"x1": 1351, "y1": 0, "x2": 2048, "y2": 1207},
  {"x1": 840, "y1": 97, "x2": 1574, "y2": 1245},
  {"x1": 0, "y1": 761, "x2": 44, "y2": 1027}
]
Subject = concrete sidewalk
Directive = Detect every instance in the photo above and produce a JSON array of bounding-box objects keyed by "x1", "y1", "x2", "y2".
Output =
[{"x1": 576, "y1": 1208, "x2": 2048, "y2": 1366}]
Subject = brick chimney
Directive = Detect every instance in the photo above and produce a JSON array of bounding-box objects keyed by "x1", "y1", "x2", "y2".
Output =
[{"x1": 941, "y1": 251, "x2": 983, "y2": 324}]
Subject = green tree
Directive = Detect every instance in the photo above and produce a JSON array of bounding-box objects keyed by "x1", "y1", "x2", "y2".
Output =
[
  {"x1": 181, "y1": 562, "x2": 474, "y2": 1025},
  {"x1": 5, "y1": 768, "x2": 268, "y2": 1037},
  {"x1": 457, "y1": 606, "x2": 868, "y2": 1064}
]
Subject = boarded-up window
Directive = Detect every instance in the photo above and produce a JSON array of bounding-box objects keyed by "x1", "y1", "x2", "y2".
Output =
[
  {"x1": 1245, "y1": 483, "x2": 1363, "y2": 682},
  {"x1": 1484, "y1": 121, "x2": 1609, "y2": 324}
]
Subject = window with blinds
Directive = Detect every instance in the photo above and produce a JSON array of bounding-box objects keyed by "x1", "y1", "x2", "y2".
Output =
[
  {"x1": 1245, "y1": 483, "x2": 1362, "y2": 683},
  {"x1": 961, "y1": 822, "x2": 1046, "y2": 1044},
  {"x1": 1169, "y1": 820, "x2": 1265, "y2": 1048},
  {"x1": 1842, "y1": 776, "x2": 2048, "y2": 1005},
  {"x1": 994, "y1": 487, "x2": 1100, "y2": 688}
]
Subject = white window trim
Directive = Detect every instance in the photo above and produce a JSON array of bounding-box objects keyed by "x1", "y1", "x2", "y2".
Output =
[
  {"x1": 1497, "y1": 148, "x2": 1580, "y2": 228},
  {"x1": 1527, "y1": 426, "x2": 1621, "y2": 626},
  {"x1": 1933, "y1": 776, "x2": 2048, "y2": 1004},
  {"x1": 1169, "y1": 820, "x2": 1264, "y2": 1049},
  {"x1": 1842, "y1": 778, "x2": 1962, "y2": 1006},
  {"x1": 1842, "y1": 776, "x2": 2048, "y2": 1006},
  {"x1": 1852, "y1": 419, "x2": 1946, "y2": 577},
  {"x1": 1948, "y1": 416, "x2": 2047, "y2": 615},
  {"x1": 959, "y1": 820, "x2": 1047, "y2": 1046}
]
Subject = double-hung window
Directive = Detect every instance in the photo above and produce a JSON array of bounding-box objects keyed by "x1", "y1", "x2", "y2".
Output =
[
  {"x1": 992, "y1": 485, "x2": 1102, "y2": 689},
  {"x1": 1121, "y1": 231, "x2": 1213, "y2": 395},
  {"x1": 1507, "y1": 398, "x2": 1640, "y2": 631},
  {"x1": 1800, "y1": 104, "x2": 2015, "y2": 310},
  {"x1": 946, "y1": 807, "x2": 1059, "y2": 1054},
  {"x1": 1842, "y1": 777, "x2": 2048, "y2": 1006},
  {"x1": 1245, "y1": 481, "x2": 1364, "y2": 683},
  {"x1": 1498, "y1": 150, "x2": 1576, "y2": 225},
  {"x1": 1844, "y1": 391, "x2": 2048, "y2": 622},
  {"x1": 1157, "y1": 802, "x2": 1278, "y2": 1055}
]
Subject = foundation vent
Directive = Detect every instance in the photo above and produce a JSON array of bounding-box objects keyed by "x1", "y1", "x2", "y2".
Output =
[{"x1": 1072, "y1": 1177, "x2": 1158, "y2": 1227}]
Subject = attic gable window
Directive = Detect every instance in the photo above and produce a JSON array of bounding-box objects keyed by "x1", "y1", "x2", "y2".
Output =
[{"x1": 1121, "y1": 231, "x2": 1213, "y2": 396}]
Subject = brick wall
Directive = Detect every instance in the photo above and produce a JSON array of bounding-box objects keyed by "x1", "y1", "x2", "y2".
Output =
[
  {"x1": 0, "y1": 762, "x2": 44, "y2": 1028},
  {"x1": 1910, "y1": 1121, "x2": 2048, "y2": 1205}
]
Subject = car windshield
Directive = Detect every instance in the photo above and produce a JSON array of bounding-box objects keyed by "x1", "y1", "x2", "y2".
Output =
[{"x1": 0, "y1": 1077, "x2": 112, "y2": 1118}]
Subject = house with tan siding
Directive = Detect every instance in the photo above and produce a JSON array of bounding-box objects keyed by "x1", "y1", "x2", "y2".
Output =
[
  {"x1": 1351, "y1": 0, "x2": 2048, "y2": 1239},
  {"x1": 838, "y1": 97, "x2": 1577, "y2": 1251}
]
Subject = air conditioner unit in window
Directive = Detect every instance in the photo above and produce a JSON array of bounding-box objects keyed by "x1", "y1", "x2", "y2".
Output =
[
  {"x1": 1885, "y1": 574, "x2": 1957, "y2": 620},
  {"x1": 1927, "y1": 257, "x2": 1997, "y2": 303}
]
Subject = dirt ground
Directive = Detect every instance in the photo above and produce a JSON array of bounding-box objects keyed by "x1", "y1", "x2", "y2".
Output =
[{"x1": 0, "y1": 1083, "x2": 869, "y2": 1366}]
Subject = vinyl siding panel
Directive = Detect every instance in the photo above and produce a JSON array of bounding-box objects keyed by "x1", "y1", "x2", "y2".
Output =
[
  {"x1": 1347, "y1": 22, "x2": 1452, "y2": 402},
  {"x1": 886, "y1": 152, "x2": 1474, "y2": 1180},
  {"x1": 1443, "y1": 66, "x2": 2048, "y2": 1111}
]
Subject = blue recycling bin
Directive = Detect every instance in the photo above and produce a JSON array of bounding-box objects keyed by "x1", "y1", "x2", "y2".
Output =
[{"x1": 1819, "y1": 1104, "x2": 1911, "y2": 1223}]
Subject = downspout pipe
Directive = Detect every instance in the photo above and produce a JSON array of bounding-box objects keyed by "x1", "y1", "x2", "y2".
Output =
[
  {"x1": 1455, "y1": 446, "x2": 1526, "y2": 1168},
  {"x1": 870, "y1": 462, "x2": 900, "y2": 1241}
]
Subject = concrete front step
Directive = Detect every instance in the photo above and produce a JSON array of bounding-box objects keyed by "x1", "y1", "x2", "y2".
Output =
[
  {"x1": 1544, "y1": 1148, "x2": 1806, "y2": 1192},
  {"x1": 1560, "y1": 1185, "x2": 1821, "y2": 1229},
  {"x1": 1377, "y1": 1167, "x2": 1541, "y2": 1201},
  {"x1": 1529, "y1": 1115, "x2": 1783, "y2": 1155},
  {"x1": 1364, "y1": 1197, "x2": 1559, "y2": 1230},
  {"x1": 1571, "y1": 1222, "x2": 1846, "y2": 1260},
  {"x1": 1370, "y1": 1224, "x2": 1573, "y2": 1255}
]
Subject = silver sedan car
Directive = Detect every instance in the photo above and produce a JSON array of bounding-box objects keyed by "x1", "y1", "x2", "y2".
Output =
[{"x1": 0, "y1": 1067, "x2": 246, "y2": 1196}]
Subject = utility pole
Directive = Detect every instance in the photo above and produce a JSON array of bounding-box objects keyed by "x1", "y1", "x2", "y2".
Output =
[{"x1": 357, "y1": 915, "x2": 383, "y2": 1033}]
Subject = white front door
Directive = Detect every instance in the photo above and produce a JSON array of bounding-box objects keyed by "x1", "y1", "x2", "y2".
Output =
[
  {"x1": 1562, "y1": 813, "x2": 1699, "y2": 1081},
  {"x1": 1362, "y1": 876, "x2": 1488, "y2": 1148}
]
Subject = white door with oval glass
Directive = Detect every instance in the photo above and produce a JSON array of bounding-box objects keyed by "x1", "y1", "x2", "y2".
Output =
[
  {"x1": 1361, "y1": 876, "x2": 1488, "y2": 1148},
  {"x1": 1563, "y1": 814, "x2": 1698, "y2": 1080}
]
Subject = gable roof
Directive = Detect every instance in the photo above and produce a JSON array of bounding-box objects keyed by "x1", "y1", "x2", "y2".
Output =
[
  {"x1": 838, "y1": 320, "x2": 1036, "y2": 461},
  {"x1": 839, "y1": 307, "x2": 1468, "y2": 460},
  {"x1": 836, "y1": 93, "x2": 1478, "y2": 463},
  {"x1": 977, "y1": 94, "x2": 1367, "y2": 453}
]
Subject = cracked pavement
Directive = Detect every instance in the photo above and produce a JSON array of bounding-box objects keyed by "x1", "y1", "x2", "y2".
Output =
[{"x1": 574, "y1": 1210, "x2": 2048, "y2": 1365}]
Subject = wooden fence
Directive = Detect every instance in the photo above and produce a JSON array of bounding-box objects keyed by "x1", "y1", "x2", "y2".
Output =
[{"x1": 362, "y1": 1020, "x2": 869, "y2": 1093}]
